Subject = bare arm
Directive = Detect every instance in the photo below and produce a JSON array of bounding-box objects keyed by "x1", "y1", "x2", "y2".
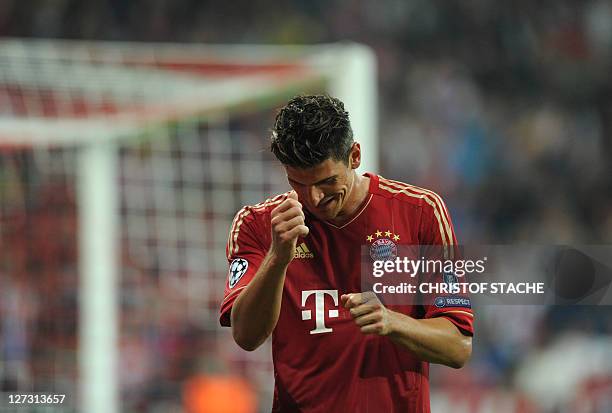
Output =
[
  {"x1": 342, "y1": 292, "x2": 472, "y2": 368},
  {"x1": 386, "y1": 312, "x2": 472, "y2": 368},
  {"x1": 231, "y1": 252, "x2": 289, "y2": 351},
  {"x1": 231, "y1": 192, "x2": 308, "y2": 351}
]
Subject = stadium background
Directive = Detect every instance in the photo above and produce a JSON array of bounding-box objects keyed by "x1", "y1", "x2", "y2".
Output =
[{"x1": 1, "y1": 1, "x2": 612, "y2": 412}]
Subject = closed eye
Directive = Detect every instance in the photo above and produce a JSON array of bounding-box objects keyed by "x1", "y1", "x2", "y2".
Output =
[
  {"x1": 315, "y1": 176, "x2": 339, "y2": 186},
  {"x1": 288, "y1": 175, "x2": 338, "y2": 187}
]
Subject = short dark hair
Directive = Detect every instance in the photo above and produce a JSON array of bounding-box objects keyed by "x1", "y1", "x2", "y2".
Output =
[{"x1": 270, "y1": 95, "x2": 354, "y2": 168}]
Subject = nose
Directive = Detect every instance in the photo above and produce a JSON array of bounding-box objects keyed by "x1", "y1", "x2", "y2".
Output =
[{"x1": 307, "y1": 185, "x2": 325, "y2": 207}]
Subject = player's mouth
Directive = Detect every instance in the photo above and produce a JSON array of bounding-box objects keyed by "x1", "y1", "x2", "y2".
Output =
[{"x1": 318, "y1": 194, "x2": 340, "y2": 210}]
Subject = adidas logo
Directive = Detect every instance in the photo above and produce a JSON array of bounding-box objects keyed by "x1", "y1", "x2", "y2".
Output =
[{"x1": 294, "y1": 242, "x2": 314, "y2": 259}]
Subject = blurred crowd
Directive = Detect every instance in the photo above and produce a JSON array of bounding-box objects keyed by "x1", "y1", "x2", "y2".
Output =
[
  {"x1": 1, "y1": 0, "x2": 612, "y2": 412},
  {"x1": 4, "y1": 0, "x2": 610, "y2": 242}
]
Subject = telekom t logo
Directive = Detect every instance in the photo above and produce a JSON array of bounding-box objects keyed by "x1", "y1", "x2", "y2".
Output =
[{"x1": 301, "y1": 290, "x2": 339, "y2": 334}]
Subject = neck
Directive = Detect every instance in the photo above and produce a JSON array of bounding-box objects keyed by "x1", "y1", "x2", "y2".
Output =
[{"x1": 330, "y1": 172, "x2": 370, "y2": 225}]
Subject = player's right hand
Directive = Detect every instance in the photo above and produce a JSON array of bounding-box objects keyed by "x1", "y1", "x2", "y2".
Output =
[{"x1": 270, "y1": 191, "x2": 309, "y2": 265}]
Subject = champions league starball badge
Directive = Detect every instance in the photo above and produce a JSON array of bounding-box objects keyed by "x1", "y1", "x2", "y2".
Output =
[{"x1": 228, "y1": 258, "x2": 248, "y2": 288}]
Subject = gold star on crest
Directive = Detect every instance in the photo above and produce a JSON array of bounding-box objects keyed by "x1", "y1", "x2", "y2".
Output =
[
  {"x1": 385, "y1": 230, "x2": 392, "y2": 237},
  {"x1": 375, "y1": 230, "x2": 382, "y2": 237},
  {"x1": 366, "y1": 235, "x2": 374, "y2": 242},
  {"x1": 393, "y1": 234, "x2": 400, "y2": 241}
]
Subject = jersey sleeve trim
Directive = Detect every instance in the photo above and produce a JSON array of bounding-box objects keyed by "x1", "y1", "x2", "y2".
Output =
[
  {"x1": 378, "y1": 177, "x2": 455, "y2": 258},
  {"x1": 227, "y1": 193, "x2": 287, "y2": 259},
  {"x1": 437, "y1": 310, "x2": 474, "y2": 318},
  {"x1": 438, "y1": 315, "x2": 474, "y2": 337},
  {"x1": 389, "y1": 179, "x2": 455, "y2": 242},
  {"x1": 227, "y1": 206, "x2": 251, "y2": 259},
  {"x1": 221, "y1": 285, "x2": 247, "y2": 305}
]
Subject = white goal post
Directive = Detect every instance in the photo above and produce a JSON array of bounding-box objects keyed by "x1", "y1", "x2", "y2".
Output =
[{"x1": 0, "y1": 39, "x2": 377, "y2": 412}]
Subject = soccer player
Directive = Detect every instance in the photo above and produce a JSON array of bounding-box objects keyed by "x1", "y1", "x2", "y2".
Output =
[{"x1": 220, "y1": 95, "x2": 473, "y2": 412}]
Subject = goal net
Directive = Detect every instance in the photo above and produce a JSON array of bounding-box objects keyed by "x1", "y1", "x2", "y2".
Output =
[{"x1": 0, "y1": 39, "x2": 376, "y2": 412}]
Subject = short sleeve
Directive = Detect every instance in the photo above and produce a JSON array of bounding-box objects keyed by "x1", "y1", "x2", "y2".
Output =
[
  {"x1": 219, "y1": 207, "x2": 268, "y2": 327},
  {"x1": 418, "y1": 193, "x2": 474, "y2": 336}
]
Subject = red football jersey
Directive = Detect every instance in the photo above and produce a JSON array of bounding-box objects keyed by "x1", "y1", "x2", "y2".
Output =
[{"x1": 220, "y1": 173, "x2": 474, "y2": 413}]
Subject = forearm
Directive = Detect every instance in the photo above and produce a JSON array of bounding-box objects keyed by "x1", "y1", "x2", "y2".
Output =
[
  {"x1": 387, "y1": 312, "x2": 472, "y2": 368},
  {"x1": 230, "y1": 252, "x2": 288, "y2": 351}
]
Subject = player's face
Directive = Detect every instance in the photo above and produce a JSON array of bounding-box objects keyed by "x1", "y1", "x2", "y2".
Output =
[{"x1": 285, "y1": 145, "x2": 360, "y2": 221}]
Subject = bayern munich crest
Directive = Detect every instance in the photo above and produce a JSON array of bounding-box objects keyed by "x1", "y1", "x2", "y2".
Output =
[{"x1": 367, "y1": 229, "x2": 400, "y2": 261}]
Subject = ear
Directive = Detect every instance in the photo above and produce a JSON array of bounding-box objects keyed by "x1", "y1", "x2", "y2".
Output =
[{"x1": 349, "y1": 142, "x2": 361, "y2": 170}]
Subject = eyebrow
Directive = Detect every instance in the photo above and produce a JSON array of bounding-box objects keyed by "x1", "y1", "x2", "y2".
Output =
[{"x1": 288, "y1": 175, "x2": 338, "y2": 186}]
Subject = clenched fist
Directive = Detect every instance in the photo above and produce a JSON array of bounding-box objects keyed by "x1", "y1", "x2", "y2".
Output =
[
  {"x1": 270, "y1": 191, "x2": 309, "y2": 265},
  {"x1": 341, "y1": 291, "x2": 397, "y2": 336}
]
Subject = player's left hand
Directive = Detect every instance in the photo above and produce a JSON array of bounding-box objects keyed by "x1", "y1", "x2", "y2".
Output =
[{"x1": 341, "y1": 292, "x2": 396, "y2": 336}]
